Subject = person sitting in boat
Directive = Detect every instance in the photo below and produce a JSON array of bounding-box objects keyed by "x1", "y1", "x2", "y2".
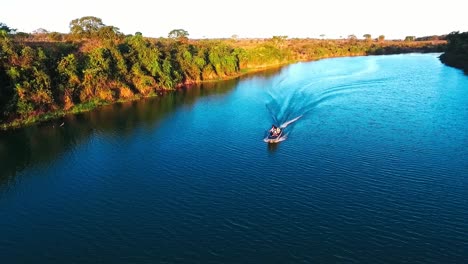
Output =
[
  {"x1": 269, "y1": 125, "x2": 281, "y2": 136},
  {"x1": 269, "y1": 125, "x2": 277, "y2": 136}
]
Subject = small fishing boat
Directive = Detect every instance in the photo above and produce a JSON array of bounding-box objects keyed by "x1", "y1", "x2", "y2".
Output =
[{"x1": 264, "y1": 127, "x2": 283, "y2": 143}]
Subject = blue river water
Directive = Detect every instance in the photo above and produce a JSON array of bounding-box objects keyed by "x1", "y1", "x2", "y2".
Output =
[{"x1": 0, "y1": 53, "x2": 467, "y2": 263}]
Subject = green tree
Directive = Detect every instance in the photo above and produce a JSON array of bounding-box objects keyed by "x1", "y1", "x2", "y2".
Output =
[
  {"x1": 126, "y1": 34, "x2": 161, "y2": 76},
  {"x1": 168, "y1": 29, "x2": 189, "y2": 42},
  {"x1": 363, "y1": 34, "x2": 372, "y2": 41},
  {"x1": 57, "y1": 54, "x2": 81, "y2": 109},
  {"x1": 404, "y1": 36, "x2": 415, "y2": 41},
  {"x1": 378, "y1": 35, "x2": 385, "y2": 42},
  {"x1": 209, "y1": 42, "x2": 240, "y2": 76},
  {"x1": 159, "y1": 57, "x2": 174, "y2": 88},
  {"x1": 125, "y1": 34, "x2": 164, "y2": 92},
  {"x1": 7, "y1": 46, "x2": 55, "y2": 116},
  {"x1": 69, "y1": 16, "x2": 105, "y2": 38},
  {"x1": 80, "y1": 47, "x2": 116, "y2": 101},
  {"x1": 96, "y1": 26, "x2": 122, "y2": 40},
  {"x1": 0, "y1": 22, "x2": 16, "y2": 34}
]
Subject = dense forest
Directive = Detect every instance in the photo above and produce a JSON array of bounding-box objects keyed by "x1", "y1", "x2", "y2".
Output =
[
  {"x1": 0, "y1": 17, "x2": 446, "y2": 129},
  {"x1": 439, "y1": 31, "x2": 468, "y2": 73}
]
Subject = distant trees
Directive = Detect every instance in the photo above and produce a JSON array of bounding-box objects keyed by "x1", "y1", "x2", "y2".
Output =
[
  {"x1": 378, "y1": 35, "x2": 385, "y2": 42},
  {"x1": 363, "y1": 34, "x2": 372, "y2": 41},
  {"x1": 415, "y1": 35, "x2": 445, "y2": 41},
  {"x1": 404, "y1": 36, "x2": 415, "y2": 41},
  {"x1": 69, "y1": 16, "x2": 122, "y2": 40}
]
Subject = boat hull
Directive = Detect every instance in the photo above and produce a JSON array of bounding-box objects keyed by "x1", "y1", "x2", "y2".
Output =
[{"x1": 264, "y1": 131, "x2": 283, "y2": 143}]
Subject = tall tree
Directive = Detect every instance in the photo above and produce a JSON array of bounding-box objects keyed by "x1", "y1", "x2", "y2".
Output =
[
  {"x1": 168, "y1": 29, "x2": 189, "y2": 42},
  {"x1": 69, "y1": 16, "x2": 105, "y2": 37}
]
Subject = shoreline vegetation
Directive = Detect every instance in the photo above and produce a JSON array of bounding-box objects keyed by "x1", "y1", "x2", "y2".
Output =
[
  {"x1": 439, "y1": 31, "x2": 468, "y2": 73},
  {"x1": 0, "y1": 17, "x2": 448, "y2": 130}
]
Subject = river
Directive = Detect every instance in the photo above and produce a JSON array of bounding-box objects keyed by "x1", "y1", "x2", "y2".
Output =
[{"x1": 0, "y1": 53, "x2": 467, "y2": 263}]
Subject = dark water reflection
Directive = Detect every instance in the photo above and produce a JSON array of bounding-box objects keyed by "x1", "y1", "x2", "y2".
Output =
[{"x1": 0, "y1": 69, "x2": 282, "y2": 188}]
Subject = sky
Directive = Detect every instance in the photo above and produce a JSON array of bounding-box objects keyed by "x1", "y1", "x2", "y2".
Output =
[{"x1": 3, "y1": 0, "x2": 467, "y2": 39}]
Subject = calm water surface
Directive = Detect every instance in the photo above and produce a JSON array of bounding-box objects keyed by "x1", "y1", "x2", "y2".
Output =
[{"x1": 1, "y1": 53, "x2": 467, "y2": 263}]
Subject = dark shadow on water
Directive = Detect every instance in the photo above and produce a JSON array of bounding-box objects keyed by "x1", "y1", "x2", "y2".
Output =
[
  {"x1": 267, "y1": 142, "x2": 280, "y2": 153},
  {"x1": 0, "y1": 68, "x2": 284, "y2": 189}
]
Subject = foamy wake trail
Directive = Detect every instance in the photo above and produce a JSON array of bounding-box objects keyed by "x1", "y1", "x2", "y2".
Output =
[{"x1": 280, "y1": 115, "x2": 302, "y2": 129}]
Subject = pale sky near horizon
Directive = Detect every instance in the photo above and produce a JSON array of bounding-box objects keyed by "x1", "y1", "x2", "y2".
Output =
[{"x1": 3, "y1": 0, "x2": 467, "y2": 39}]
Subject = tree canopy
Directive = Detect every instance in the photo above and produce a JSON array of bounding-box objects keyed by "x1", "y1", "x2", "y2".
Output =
[
  {"x1": 69, "y1": 16, "x2": 105, "y2": 37},
  {"x1": 168, "y1": 29, "x2": 189, "y2": 39}
]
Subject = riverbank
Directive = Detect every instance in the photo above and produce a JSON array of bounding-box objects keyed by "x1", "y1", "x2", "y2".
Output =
[
  {"x1": 0, "y1": 33, "x2": 445, "y2": 130},
  {"x1": 439, "y1": 31, "x2": 468, "y2": 73},
  {"x1": 0, "y1": 65, "x2": 284, "y2": 131}
]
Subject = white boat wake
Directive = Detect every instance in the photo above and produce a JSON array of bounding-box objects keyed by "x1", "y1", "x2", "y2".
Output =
[
  {"x1": 263, "y1": 64, "x2": 378, "y2": 142},
  {"x1": 280, "y1": 115, "x2": 302, "y2": 129}
]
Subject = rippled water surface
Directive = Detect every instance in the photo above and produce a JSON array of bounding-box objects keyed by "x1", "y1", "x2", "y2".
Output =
[{"x1": 1, "y1": 54, "x2": 467, "y2": 263}]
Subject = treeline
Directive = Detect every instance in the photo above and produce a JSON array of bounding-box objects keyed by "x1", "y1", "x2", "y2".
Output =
[
  {"x1": 439, "y1": 31, "x2": 468, "y2": 73},
  {"x1": 415, "y1": 35, "x2": 447, "y2": 41},
  {"x1": 0, "y1": 17, "x2": 446, "y2": 129}
]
